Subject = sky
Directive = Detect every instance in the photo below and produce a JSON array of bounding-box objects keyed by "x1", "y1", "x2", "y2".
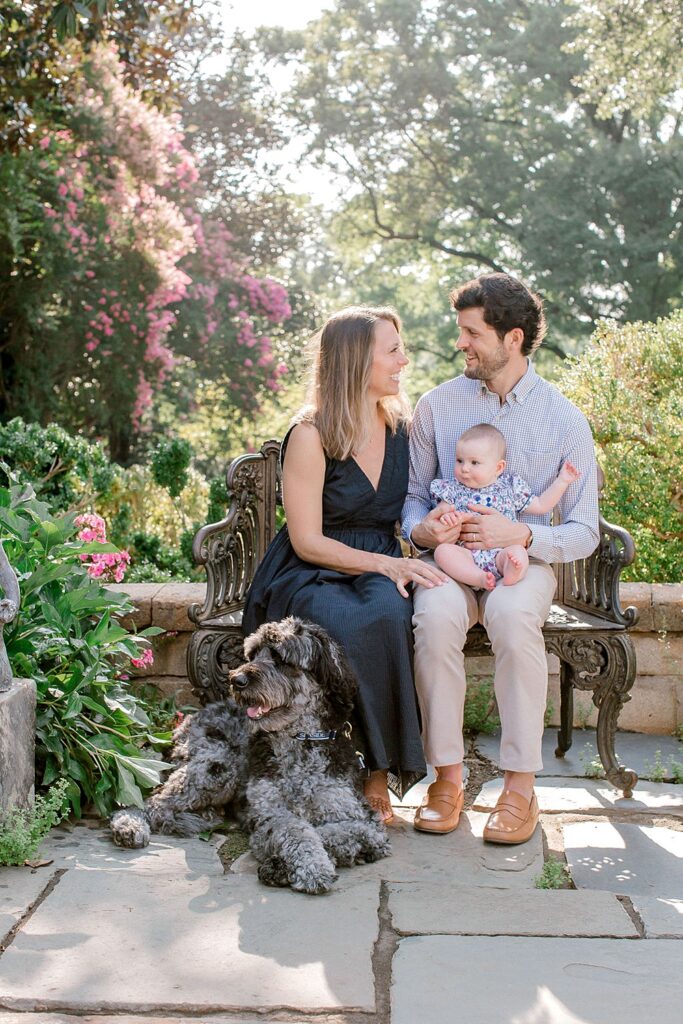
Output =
[
  {"x1": 220, "y1": 0, "x2": 332, "y2": 35},
  {"x1": 215, "y1": 0, "x2": 340, "y2": 207}
]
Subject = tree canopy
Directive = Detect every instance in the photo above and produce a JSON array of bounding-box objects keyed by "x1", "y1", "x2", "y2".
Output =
[{"x1": 259, "y1": 0, "x2": 683, "y2": 347}]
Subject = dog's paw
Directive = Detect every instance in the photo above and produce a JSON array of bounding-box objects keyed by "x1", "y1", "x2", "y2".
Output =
[
  {"x1": 289, "y1": 863, "x2": 338, "y2": 895},
  {"x1": 356, "y1": 825, "x2": 391, "y2": 863},
  {"x1": 110, "y1": 808, "x2": 151, "y2": 849},
  {"x1": 257, "y1": 856, "x2": 290, "y2": 888}
]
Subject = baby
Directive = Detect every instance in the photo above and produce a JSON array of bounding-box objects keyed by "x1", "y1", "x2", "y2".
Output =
[{"x1": 430, "y1": 423, "x2": 580, "y2": 590}]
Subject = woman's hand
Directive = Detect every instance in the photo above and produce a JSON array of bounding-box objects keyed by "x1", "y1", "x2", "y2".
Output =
[{"x1": 375, "y1": 554, "x2": 449, "y2": 598}]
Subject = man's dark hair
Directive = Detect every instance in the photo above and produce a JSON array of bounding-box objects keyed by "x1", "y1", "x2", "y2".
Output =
[{"x1": 450, "y1": 273, "x2": 547, "y2": 356}]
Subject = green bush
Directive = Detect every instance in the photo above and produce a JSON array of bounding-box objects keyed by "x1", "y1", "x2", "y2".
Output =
[
  {"x1": 0, "y1": 418, "x2": 115, "y2": 510},
  {"x1": 558, "y1": 311, "x2": 683, "y2": 582},
  {"x1": 1, "y1": 474, "x2": 172, "y2": 817},
  {"x1": 0, "y1": 780, "x2": 69, "y2": 866},
  {"x1": 0, "y1": 420, "x2": 210, "y2": 582}
]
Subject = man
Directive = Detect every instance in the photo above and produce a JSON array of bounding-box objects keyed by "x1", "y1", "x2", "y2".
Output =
[{"x1": 402, "y1": 273, "x2": 599, "y2": 844}]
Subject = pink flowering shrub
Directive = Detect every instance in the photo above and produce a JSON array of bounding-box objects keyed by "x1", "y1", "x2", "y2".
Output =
[
  {"x1": 3, "y1": 42, "x2": 294, "y2": 460},
  {"x1": 75, "y1": 512, "x2": 131, "y2": 583}
]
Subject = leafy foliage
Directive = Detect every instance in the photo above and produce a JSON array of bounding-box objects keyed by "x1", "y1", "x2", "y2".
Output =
[
  {"x1": 558, "y1": 311, "x2": 683, "y2": 582},
  {"x1": 0, "y1": 779, "x2": 68, "y2": 865},
  {"x1": 151, "y1": 438, "x2": 193, "y2": 499},
  {"x1": 1, "y1": 478, "x2": 171, "y2": 816},
  {"x1": 0, "y1": 418, "x2": 114, "y2": 509},
  {"x1": 565, "y1": 0, "x2": 683, "y2": 120},
  {"x1": 1, "y1": 39, "x2": 296, "y2": 464},
  {"x1": 260, "y1": 0, "x2": 683, "y2": 345},
  {"x1": 534, "y1": 855, "x2": 571, "y2": 890}
]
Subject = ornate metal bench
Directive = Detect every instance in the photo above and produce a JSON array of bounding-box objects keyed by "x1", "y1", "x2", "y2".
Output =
[{"x1": 188, "y1": 440, "x2": 640, "y2": 796}]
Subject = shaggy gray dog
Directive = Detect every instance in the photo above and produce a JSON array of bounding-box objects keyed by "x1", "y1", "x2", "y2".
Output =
[{"x1": 110, "y1": 617, "x2": 390, "y2": 893}]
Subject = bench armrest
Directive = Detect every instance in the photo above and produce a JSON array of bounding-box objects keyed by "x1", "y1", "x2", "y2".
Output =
[
  {"x1": 188, "y1": 440, "x2": 281, "y2": 627},
  {"x1": 557, "y1": 511, "x2": 638, "y2": 627}
]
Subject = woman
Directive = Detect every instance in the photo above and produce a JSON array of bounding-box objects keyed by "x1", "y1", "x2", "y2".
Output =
[{"x1": 242, "y1": 306, "x2": 446, "y2": 822}]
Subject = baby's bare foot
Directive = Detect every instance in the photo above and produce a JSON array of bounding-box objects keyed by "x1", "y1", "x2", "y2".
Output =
[
  {"x1": 482, "y1": 571, "x2": 496, "y2": 591},
  {"x1": 502, "y1": 551, "x2": 525, "y2": 586}
]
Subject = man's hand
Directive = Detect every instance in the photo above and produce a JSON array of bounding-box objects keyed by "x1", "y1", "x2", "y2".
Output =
[
  {"x1": 460, "y1": 505, "x2": 531, "y2": 550},
  {"x1": 410, "y1": 502, "x2": 462, "y2": 550}
]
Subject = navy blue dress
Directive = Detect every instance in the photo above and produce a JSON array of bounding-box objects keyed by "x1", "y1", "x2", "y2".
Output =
[{"x1": 243, "y1": 424, "x2": 426, "y2": 798}]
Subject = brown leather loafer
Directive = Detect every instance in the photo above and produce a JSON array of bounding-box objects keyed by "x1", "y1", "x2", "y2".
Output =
[
  {"x1": 413, "y1": 780, "x2": 464, "y2": 834},
  {"x1": 482, "y1": 789, "x2": 539, "y2": 845}
]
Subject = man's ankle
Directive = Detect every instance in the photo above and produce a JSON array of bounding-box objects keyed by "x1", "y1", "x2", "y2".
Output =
[{"x1": 436, "y1": 764, "x2": 463, "y2": 787}]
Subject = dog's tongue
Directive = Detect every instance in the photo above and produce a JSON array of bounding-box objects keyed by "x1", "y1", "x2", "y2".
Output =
[{"x1": 246, "y1": 705, "x2": 268, "y2": 719}]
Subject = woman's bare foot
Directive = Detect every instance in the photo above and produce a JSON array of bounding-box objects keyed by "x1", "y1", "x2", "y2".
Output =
[
  {"x1": 497, "y1": 545, "x2": 529, "y2": 586},
  {"x1": 364, "y1": 770, "x2": 395, "y2": 824}
]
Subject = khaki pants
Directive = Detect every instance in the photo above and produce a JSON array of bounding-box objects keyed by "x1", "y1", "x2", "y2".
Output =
[{"x1": 413, "y1": 560, "x2": 557, "y2": 772}]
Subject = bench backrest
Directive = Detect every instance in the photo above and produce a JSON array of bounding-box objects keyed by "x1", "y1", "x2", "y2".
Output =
[{"x1": 189, "y1": 441, "x2": 637, "y2": 629}]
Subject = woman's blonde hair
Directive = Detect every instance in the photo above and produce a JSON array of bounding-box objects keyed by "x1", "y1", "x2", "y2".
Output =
[{"x1": 296, "y1": 306, "x2": 411, "y2": 460}]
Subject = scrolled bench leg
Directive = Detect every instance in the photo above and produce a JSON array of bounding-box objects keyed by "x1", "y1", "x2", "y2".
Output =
[
  {"x1": 593, "y1": 634, "x2": 639, "y2": 798},
  {"x1": 547, "y1": 633, "x2": 639, "y2": 797},
  {"x1": 555, "y1": 665, "x2": 574, "y2": 758},
  {"x1": 187, "y1": 628, "x2": 245, "y2": 706}
]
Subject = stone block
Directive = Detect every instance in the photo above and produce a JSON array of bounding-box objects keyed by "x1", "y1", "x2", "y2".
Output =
[
  {"x1": 620, "y1": 582, "x2": 653, "y2": 631},
  {"x1": 106, "y1": 582, "x2": 166, "y2": 630},
  {"x1": 631, "y1": 895, "x2": 683, "y2": 937},
  {"x1": 131, "y1": 674, "x2": 199, "y2": 710},
  {"x1": 618, "y1": 675, "x2": 676, "y2": 734},
  {"x1": 129, "y1": 632, "x2": 190, "y2": 679},
  {"x1": 652, "y1": 583, "x2": 683, "y2": 632},
  {"x1": 392, "y1": 936, "x2": 683, "y2": 1024},
  {"x1": 388, "y1": 884, "x2": 637, "y2": 937},
  {"x1": 0, "y1": 678, "x2": 36, "y2": 814},
  {"x1": 38, "y1": 824, "x2": 223, "y2": 877},
  {"x1": 0, "y1": 871, "x2": 380, "y2": 1010},
  {"x1": 634, "y1": 634, "x2": 682, "y2": 676},
  {"x1": 564, "y1": 821, "x2": 683, "y2": 898},
  {"x1": 152, "y1": 583, "x2": 206, "y2": 631}
]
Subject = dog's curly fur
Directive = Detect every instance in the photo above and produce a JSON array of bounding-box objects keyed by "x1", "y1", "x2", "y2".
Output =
[{"x1": 110, "y1": 617, "x2": 390, "y2": 893}]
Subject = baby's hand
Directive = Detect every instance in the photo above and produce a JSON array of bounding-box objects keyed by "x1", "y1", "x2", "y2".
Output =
[
  {"x1": 559, "y1": 460, "x2": 581, "y2": 484},
  {"x1": 439, "y1": 510, "x2": 462, "y2": 528}
]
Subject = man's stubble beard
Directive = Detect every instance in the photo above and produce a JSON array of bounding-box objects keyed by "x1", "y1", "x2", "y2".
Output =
[{"x1": 462, "y1": 343, "x2": 509, "y2": 382}]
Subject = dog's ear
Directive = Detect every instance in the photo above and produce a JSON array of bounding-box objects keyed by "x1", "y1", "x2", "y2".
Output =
[{"x1": 291, "y1": 619, "x2": 357, "y2": 721}]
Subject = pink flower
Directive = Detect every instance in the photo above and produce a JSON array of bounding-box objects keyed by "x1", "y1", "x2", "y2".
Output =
[
  {"x1": 131, "y1": 646, "x2": 154, "y2": 669},
  {"x1": 39, "y1": 136, "x2": 50, "y2": 150}
]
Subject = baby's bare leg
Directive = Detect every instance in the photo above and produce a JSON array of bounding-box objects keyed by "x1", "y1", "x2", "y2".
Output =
[
  {"x1": 435, "y1": 544, "x2": 496, "y2": 591},
  {"x1": 495, "y1": 545, "x2": 529, "y2": 586}
]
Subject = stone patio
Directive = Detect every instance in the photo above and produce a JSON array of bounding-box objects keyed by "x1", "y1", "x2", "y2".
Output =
[{"x1": 1, "y1": 729, "x2": 682, "y2": 1023}]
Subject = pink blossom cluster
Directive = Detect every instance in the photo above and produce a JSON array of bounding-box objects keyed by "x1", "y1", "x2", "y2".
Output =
[
  {"x1": 33, "y1": 43, "x2": 295, "y2": 428},
  {"x1": 130, "y1": 646, "x2": 154, "y2": 670},
  {"x1": 187, "y1": 217, "x2": 293, "y2": 406},
  {"x1": 75, "y1": 513, "x2": 131, "y2": 584}
]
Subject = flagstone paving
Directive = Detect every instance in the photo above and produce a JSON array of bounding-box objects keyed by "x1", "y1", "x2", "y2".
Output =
[
  {"x1": 1, "y1": 729, "x2": 681, "y2": 1024},
  {"x1": 391, "y1": 937, "x2": 683, "y2": 1024},
  {"x1": 475, "y1": 776, "x2": 683, "y2": 813},
  {"x1": 475, "y1": 727, "x2": 683, "y2": 780},
  {"x1": 564, "y1": 821, "x2": 683, "y2": 897}
]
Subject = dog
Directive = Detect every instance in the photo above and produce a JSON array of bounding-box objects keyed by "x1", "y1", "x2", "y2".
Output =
[{"x1": 110, "y1": 617, "x2": 390, "y2": 893}]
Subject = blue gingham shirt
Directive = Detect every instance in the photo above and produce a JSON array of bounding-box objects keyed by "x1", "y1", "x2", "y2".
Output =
[{"x1": 402, "y1": 361, "x2": 600, "y2": 564}]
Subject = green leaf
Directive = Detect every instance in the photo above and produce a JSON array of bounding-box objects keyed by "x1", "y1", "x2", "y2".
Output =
[
  {"x1": 117, "y1": 754, "x2": 173, "y2": 789},
  {"x1": 115, "y1": 764, "x2": 144, "y2": 808}
]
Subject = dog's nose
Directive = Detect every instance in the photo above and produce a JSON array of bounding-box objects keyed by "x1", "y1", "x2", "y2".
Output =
[{"x1": 230, "y1": 672, "x2": 249, "y2": 690}]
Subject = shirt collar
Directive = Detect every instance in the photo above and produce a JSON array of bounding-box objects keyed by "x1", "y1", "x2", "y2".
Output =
[{"x1": 478, "y1": 359, "x2": 539, "y2": 404}]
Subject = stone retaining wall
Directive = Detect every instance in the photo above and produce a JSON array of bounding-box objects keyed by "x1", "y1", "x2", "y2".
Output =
[{"x1": 112, "y1": 582, "x2": 683, "y2": 735}]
